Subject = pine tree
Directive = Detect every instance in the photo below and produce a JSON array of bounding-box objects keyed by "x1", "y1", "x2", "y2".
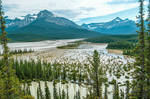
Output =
[
  {"x1": 126, "y1": 81, "x2": 130, "y2": 99},
  {"x1": 66, "y1": 85, "x2": 69, "y2": 99},
  {"x1": 45, "y1": 81, "x2": 51, "y2": 99},
  {"x1": 62, "y1": 89, "x2": 66, "y2": 99},
  {"x1": 0, "y1": 0, "x2": 24, "y2": 99},
  {"x1": 90, "y1": 50, "x2": 104, "y2": 98},
  {"x1": 38, "y1": 82, "x2": 44, "y2": 99},
  {"x1": 104, "y1": 84, "x2": 108, "y2": 99},
  {"x1": 37, "y1": 88, "x2": 40, "y2": 99},
  {"x1": 133, "y1": 0, "x2": 146, "y2": 98},
  {"x1": 145, "y1": 0, "x2": 150, "y2": 98},
  {"x1": 120, "y1": 89, "x2": 124, "y2": 99},
  {"x1": 113, "y1": 80, "x2": 119, "y2": 99},
  {"x1": 53, "y1": 81, "x2": 58, "y2": 99}
]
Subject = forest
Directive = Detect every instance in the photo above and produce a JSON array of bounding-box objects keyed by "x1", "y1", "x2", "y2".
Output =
[
  {"x1": 85, "y1": 34, "x2": 138, "y2": 56},
  {"x1": 0, "y1": 0, "x2": 150, "y2": 99}
]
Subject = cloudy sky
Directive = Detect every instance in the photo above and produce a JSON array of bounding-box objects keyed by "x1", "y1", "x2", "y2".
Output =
[{"x1": 3, "y1": 0, "x2": 149, "y2": 24}]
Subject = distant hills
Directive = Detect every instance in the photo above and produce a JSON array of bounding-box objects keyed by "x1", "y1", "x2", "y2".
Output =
[
  {"x1": 6, "y1": 10, "x2": 100, "y2": 42},
  {"x1": 5, "y1": 10, "x2": 141, "y2": 42},
  {"x1": 81, "y1": 17, "x2": 137, "y2": 34}
]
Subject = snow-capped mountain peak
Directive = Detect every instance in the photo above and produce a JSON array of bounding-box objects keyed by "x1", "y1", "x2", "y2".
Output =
[
  {"x1": 113, "y1": 17, "x2": 123, "y2": 21},
  {"x1": 6, "y1": 10, "x2": 79, "y2": 30},
  {"x1": 81, "y1": 17, "x2": 137, "y2": 34}
]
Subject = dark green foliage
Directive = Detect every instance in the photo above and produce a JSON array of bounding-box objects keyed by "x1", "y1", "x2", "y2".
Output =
[
  {"x1": 74, "y1": 90, "x2": 81, "y2": 99},
  {"x1": 126, "y1": 81, "x2": 130, "y2": 99},
  {"x1": 86, "y1": 34, "x2": 137, "y2": 56},
  {"x1": 53, "y1": 81, "x2": 58, "y2": 99},
  {"x1": 38, "y1": 82, "x2": 44, "y2": 99},
  {"x1": 0, "y1": 1, "x2": 28, "y2": 99},
  {"x1": 85, "y1": 34, "x2": 138, "y2": 43},
  {"x1": 88, "y1": 50, "x2": 106, "y2": 98},
  {"x1": 113, "y1": 80, "x2": 120, "y2": 99},
  {"x1": 91, "y1": 50, "x2": 101, "y2": 98},
  {"x1": 37, "y1": 87, "x2": 40, "y2": 99},
  {"x1": 123, "y1": 50, "x2": 135, "y2": 56},
  {"x1": 145, "y1": 0, "x2": 150, "y2": 97},
  {"x1": 132, "y1": 0, "x2": 147, "y2": 98},
  {"x1": 10, "y1": 49, "x2": 34, "y2": 55},
  {"x1": 107, "y1": 41, "x2": 135, "y2": 50},
  {"x1": 45, "y1": 82, "x2": 51, "y2": 99},
  {"x1": 61, "y1": 89, "x2": 66, "y2": 99},
  {"x1": 0, "y1": 59, "x2": 90, "y2": 84},
  {"x1": 0, "y1": 49, "x2": 34, "y2": 56},
  {"x1": 104, "y1": 84, "x2": 108, "y2": 99},
  {"x1": 57, "y1": 41, "x2": 83, "y2": 49},
  {"x1": 66, "y1": 85, "x2": 69, "y2": 99}
]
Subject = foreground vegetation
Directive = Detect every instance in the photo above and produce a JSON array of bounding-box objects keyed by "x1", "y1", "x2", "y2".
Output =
[{"x1": 0, "y1": 49, "x2": 34, "y2": 56}]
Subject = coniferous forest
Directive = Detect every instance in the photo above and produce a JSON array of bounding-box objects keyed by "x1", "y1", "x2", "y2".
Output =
[{"x1": 0, "y1": 0, "x2": 150, "y2": 99}]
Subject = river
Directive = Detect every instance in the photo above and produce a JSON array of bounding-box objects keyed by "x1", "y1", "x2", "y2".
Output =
[{"x1": 0, "y1": 39, "x2": 134, "y2": 99}]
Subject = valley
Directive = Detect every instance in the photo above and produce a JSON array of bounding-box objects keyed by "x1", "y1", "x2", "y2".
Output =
[
  {"x1": 1, "y1": 0, "x2": 150, "y2": 98},
  {"x1": 0, "y1": 39, "x2": 134, "y2": 99}
]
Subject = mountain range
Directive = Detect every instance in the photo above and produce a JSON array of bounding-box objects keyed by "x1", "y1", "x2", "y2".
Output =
[
  {"x1": 5, "y1": 10, "x2": 139, "y2": 42},
  {"x1": 81, "y1": 17, "x2": 137, "y2": 34},
  {"x1": 6, "y1": 10, "x2": 100, "y2": 42}
]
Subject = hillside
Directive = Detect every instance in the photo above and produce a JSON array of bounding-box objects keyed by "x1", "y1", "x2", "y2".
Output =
[
  {"x1": 82, "y1": 17, "x2": 137, "y2": 34},
  {"x1": 6, "y1": 10, "x2": 101, "y2": 42}
]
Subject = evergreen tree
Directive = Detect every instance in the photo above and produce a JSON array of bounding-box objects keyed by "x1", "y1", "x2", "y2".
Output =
[
  {"x1": 120, "y1": 89, "x2": 124, "y2": 99},
  {"x1": 59, "y1": 88, "x2": 62, "y2": 99},
  {"x1": 89, "y1": 50, "x2": 104, "y2": 98},
  {"x1": 104, "y1": 84, "x2": 108, "y2": 99},
  {"x1": 113, "y1": 80, "x2": 119, "y2": 99},
  {"x1": 66, "y1": 85, "x2": 69, "y2": 99},
  {"x1": 53, "y1": 81, "x2": 58, "y2": 99},
  {"x1": 74, "y1": 90, "x2": 80, "y2": 99},
  {"x1": 133, "y1": 0, "x2": 146, "y2": 98},
  {"x1": 62, "y1": 89, "x2": 66, "y2": 99},
  {"x1": 145, "y1": 0, "x2": 150, "y2": 98},
  {"x1": 0, "y1": 0, "x2": 26, "y2": 99},
  {"x1": 125, "y1": 81, "x2": 130, "y2": 99},
  {"x1": 45, "y1": 81, "x2": 51, "y2": 99},
  {"x1": 37, "y1": 88, "x2": 40, "y2": 99},
  {"x1": 38, "y1": 82, "x2": 44, "y2": 99}
]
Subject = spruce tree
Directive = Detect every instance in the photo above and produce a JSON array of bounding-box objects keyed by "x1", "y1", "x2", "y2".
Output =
[
  {"x1": 53, "y1": 81, "x2": 58, "y2": 99},
  {"x1": 62, "y1": 89, "x2": 66, "y2": 99},
  {"x1": 45, "y1": 81, "x2": 51, "y2": 99},
  {"x1": 66, "y1": 85, "x2": 69, "y2": 99},
  {"x1": 104, "y1": 84, "x2": 108, "y2": 99},
  {"x1": 125, "y1": 81, "x2": 130, "y2": 99},
  {"x1": 113, "y1": 80, "x2": 119, "y2": 99},
  {"x1": 145, "y1": 0, "x2": 150, "y2": 98},
  {"x1": 0, "y1": 0, "x2": 24, "y2": 99},
  {"x1": 37, "y1": 88, "x2": 40, "y2": 99},
  {"x1": 38, "y1": 82, "x2": 44, "y2": 99},
  {"x1": 90, "y1": 50, "x2": 104, "y2": 98},
  {"x1": 133, "y1": 0, "x2": 146, "y2": 98}
]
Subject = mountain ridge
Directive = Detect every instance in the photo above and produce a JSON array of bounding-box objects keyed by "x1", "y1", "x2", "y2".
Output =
[
  {"x1": 81, "y1": 17, "x2": 137, "y2": 34},
  {"x1": 6, "y1": 10, "x2": 101, "y2": 42}
]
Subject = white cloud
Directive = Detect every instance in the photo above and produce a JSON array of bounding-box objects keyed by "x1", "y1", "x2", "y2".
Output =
[{"x1": 3, "y1": 0, "x2": 142, "y2": 20}]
